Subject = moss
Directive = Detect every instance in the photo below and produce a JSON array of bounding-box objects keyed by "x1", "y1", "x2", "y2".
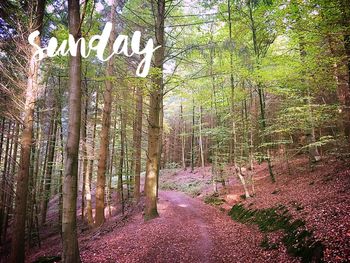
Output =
[
  {"x1": 240, "y1": 194, "x2": 247, "y2": 200},
  {"x1": 144, "y1": 209, "x2": 159, "y2": 221},
  {"x1": 33, "y1": 256, "x2": 61, "y2": 263},
  {"x1": 229, "y1": 204, "x2": 324, "y2": 262},
  {"x1": 260, "y1": 234, "x2": 278, "y2": 250},
  {"x1": 204, "y1": 195, "x2": 225, "y2": 206}
]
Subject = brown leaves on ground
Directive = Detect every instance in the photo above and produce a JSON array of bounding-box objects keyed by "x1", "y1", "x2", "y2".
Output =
[{"x1": 25, "y1": 156, "x2": 350, "y2": 263}]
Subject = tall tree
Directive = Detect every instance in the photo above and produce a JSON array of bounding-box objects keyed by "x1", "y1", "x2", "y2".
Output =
[
  {"x1": 95, "y1": 0, "x2": 117, "y2": 227},
  {"x1": 144, "y1": 0, "x2": 165, "y2": 219},
  {"x1": 62, "y1": 0, "x2": 82, "y2": 261},
  {"x1": 10, "y1": 0, "x2": 46, "y2": 261},
  {"x1": 133, "y1": 86, "x2": 143, "y2": 203},
  {"x1": 41, "y1": 106, "x2": 58, "y2": 225}
]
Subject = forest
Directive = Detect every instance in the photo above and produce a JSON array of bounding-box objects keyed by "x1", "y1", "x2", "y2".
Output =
[{"x1": 0, "y1": 0, "x2": 349, "y2": 262}]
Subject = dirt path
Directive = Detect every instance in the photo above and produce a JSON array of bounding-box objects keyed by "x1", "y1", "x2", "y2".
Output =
[{"x1": 78, "y1": 190, "x2": 295, "y2": 263}]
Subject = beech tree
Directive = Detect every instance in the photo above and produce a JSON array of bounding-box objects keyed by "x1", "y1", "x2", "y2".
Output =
[
  {"x1": 62, "y1": 0, "x2": 82, "y2": 261},
  {"x1": 144, "y1": 0, "x2": 166, "y2": 220},
  {"x1": 95, "y1": 0, "x2": 118, "y2": 227}
]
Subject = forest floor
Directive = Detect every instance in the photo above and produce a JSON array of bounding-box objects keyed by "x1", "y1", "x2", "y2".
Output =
[{"x1": 24, "y1": 156, "x2": 350, "y2": 263}]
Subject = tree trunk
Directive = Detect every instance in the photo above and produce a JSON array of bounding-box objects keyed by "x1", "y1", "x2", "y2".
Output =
[
  {"x1": 199, "y1": 106, "x2": 205, "y2": 172},
  {"x1": 180, "y1": 104, "x2": 186, "y2": 170},
  {"x1": 107, "y1": 113, "x2": 117, "y2": 216},
  {"x1": 118, "y1": 105, "x2": 125, "y2": 214},
  {"x1": 191, "y1": 101, "x2": 195, "y2": 173},
  {"x1": 95, "y1": 0, "x2": 117, "y2": 227},
  {"x1": 0, "y1": 121, "x2": 11, "y2": 242},
  {"x1": 62, "y1": 0, "x2": 82, "y2": 261},
  {"x1": 81, "y1": 77, "x2": 88, "y2": 221},
  {"x1": 85, "y1": 91, "x2": 98, "y2": 226},
  {"x1": 145, "y1": 0, "x2": 165, "y2": 220},
  {"x1": 10, "y1": 1, "x2": 46, "y2": 261},
  {"x1": 2, "y1": 122, "x2": 19, "y2": 243},
  {"x1": 340, "y1": 1, "x2": 350, "y2": 137},
  {"x1": 0, "y1": 118, "x2": 5, "y2": 165},
  {"x1": 40, "y1": 110, "x2": 57, "y2": 225},
  {"x1": 133, "y1": 87, "x2": 143, "y2": 203},
  {"x1": 247, "y1": 0, "x2": 275, "y2": 182},
  {"x1": 327, "y1": 34, "x2": 350, "y2": 142}
]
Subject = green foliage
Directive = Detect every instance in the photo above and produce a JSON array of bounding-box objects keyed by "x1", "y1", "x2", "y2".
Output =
[
  {"x1": 160, "y1": 180, "x2": 204, "y2": 197},
  {"x1": 260, "y1": 234, "x2": 278, "y2": 250}
]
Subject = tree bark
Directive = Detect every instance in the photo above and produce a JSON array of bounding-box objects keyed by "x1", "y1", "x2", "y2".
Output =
[
  {"x1": 2, "y1": 122, "x2": 19, "y2": 243},
  {"x1": 62, "y1": 0, "x2": 82, "y2": 261},
  {"x1": 247, "y1": 0, "x2": 275, "y2": 182},
  {"x1": 199, "y1": 106, "x2": 205, "y2": 171},
  {"x1": 0, "y1": 121, "x2": 11, "y2": 242},
  {"x1": 10, "y1": 1, "x2": 46, "y2": 261},
  {"x1": 85, "y1": 91, "x2": 98, "y2": 226},
  {"x1": 81, "y1": 76, "x2": 88, "y2": 221},
  {"x1": 95, "y1": 0, "x2": 117, "y2": 227},
  {"x1": 191, "y1": 101, "x2": 195, "y2": 173},
  {"x1": 118, "y1": 104, "x2": 125, "y2": 214},
  {"x1": 40, "y1": 109, "x2": 57, "y2": 225},
  {"x1": 180, "y1": 104, "x2": 186, "y2": 169},
  {"x1": 145, "y1": 0, "x2": 165, "y2": 220},
  {"x1": 133, "y1": 87, "x2": 143, "y2": 203}
]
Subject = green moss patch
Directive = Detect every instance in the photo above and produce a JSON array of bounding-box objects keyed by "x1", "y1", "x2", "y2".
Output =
[
  {"x1": 229, "y1": 204, "x2": 323, "y2": 262},
  {"x1": 204, "y1": 194, "x2": 225, "y2": 206},
  {"x1": 33, "y1": 256, "x2": 61, "y2": 263}
]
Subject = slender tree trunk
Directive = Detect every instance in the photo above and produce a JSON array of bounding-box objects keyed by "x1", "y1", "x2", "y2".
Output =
[
  {"x1": 107, "y1": 114, "x2": 117, "y2": 217},
  {"x1": 118, "y1": 105, "x2": 125, "y2": 214},
  {"x1": 133, "y1": 87, "x2": 143, "y2": 203},
  {"x1": 10, "y1": 1, "x2": 46, "y2": 261},
  {"x1": 2, "y1": 122, "x2": 19, "y2": 243},
  {"x1": 57, "y1": 76, "x2": 64, "y2": 234},
  {"x1": 28, "y1": 109, "x2": 41, "y2": 247},
  {"x1": 62, "y1": 0, "x2": 82, "y2": 261},
  {"x1": 95, "y1": 0, "x2": 117, "y2": 227},
  {"x1": 40, "y1": 110, "x2": 57, "y2": 225},
  {"x1": 199, "y1": 106, "x2": 205, "y2": 172},
  {"x1": 180, "y1": 104, "x2": 186, "y2": 170},
  {"x1": 247, "y1": 0, "x2": 275, "y2": 182},
  {"x1": 156, "y1": 95, "x2": 163, "y2": 197},
  {"x1": 327, "y1": 34, "x2": 350, "y2": 142},
  {"x1": 228, "y1": 0, "x2": 236, "y2": 165},
  {"x1": 145, "y1": 0, "x2": 165, "y2": 220},
  {"x1": 0, "y1": 121, "x2": 11, "y2": 242},
  {"x1": 340, "y1": 1, "x2": 350, "y2": 135},
  {"x1": 85, "y1": 91, "x2": 98, "y2": 226},
  {"x1": 81, "y1": 77, "x2": 88, "y2": 221},
  {"x1": 191, "y1": 100, "x2": 195, "y2": 173},
  {"x1": 0, "y1": 118, "x2": 5, "y2": 165}
]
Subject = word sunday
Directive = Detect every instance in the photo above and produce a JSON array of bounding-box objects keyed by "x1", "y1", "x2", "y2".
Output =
[{"x1": 28, "y1": 22, "x2": 160, "y2": 77}]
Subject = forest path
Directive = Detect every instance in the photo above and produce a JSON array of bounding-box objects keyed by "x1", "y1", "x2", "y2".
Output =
[{"x1": 80, "y1": 190, "x2": 274, "y2": 263}]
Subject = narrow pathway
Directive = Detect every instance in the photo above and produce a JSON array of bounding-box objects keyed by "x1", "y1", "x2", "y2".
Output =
[{"x1": 79, "y1": 191, "x2": 296, "y2": 263}]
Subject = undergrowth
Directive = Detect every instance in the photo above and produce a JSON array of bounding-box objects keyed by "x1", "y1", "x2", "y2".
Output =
[
  {"x1": 160, "y1": 181, "x2": 203, "y2": 197},
  {"x1": 204, "y1": 194, "x2": 225, "y2": 206},
  {"x1": 229, "y1": 204, "x2": 324, "y2": 263}
]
